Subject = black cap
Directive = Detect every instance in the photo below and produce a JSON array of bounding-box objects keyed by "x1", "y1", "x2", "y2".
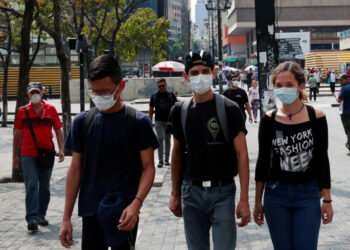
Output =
[
  {"x1": 185, "y1": 50, "x2": 214, "y2": 73},
  {"x1": 27, "y1": 82, "x2": 43, "y2": 93},
  {"x1": 157, "y1": 78, "x2": 166, "y2": 83},
  {"x1": 340, "y1": 73, "x2": 348, "y2": 80}
]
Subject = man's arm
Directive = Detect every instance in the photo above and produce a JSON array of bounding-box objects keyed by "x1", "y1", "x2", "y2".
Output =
[
  {"x1": 233, "y1": 131, "x2": 251, "y2": 227},
  {"x1": 12, "y1": 129, "x2": 23, "y2": 169},
  {"x1": 54, "y1": 129, "x2": 64, "y2": 162},
  {"x1": 169, "y1": 138, "x2": 183, "y2": 217},
  {"x1": 59, "y1": 152, "x2": 83, "y2": 248},
  {"x1": 118, "y1": 146, "x2": 155, "y2": 231},
  {"x1": 148, "y1": 106, "x2": 154, "y2": 124}
]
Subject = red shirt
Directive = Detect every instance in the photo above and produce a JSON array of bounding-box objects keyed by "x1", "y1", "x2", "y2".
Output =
[{"x1": 14, "y1": 101, "x2": 62, "y2": 157}]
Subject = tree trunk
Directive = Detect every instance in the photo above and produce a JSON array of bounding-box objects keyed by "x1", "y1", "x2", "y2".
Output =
[
  {"x1": 12, "y1": 0, "x2": 36, "y2": 182},
  {"x1": 2, "y1": 64, "x2": 9, "y2": 127}
]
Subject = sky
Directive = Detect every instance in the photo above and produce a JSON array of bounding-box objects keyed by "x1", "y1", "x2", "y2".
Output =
[{"x1": 191, "y1": 0, "x2": 196, "y2": 21}]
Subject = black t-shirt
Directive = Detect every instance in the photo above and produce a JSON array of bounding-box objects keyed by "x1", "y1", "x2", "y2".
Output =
[
  {"x1": 168, "y1": 95, "x2": 247, "y2": 181},
  {"x1": 255, "y1": 113, "x2": 331, "y2": 189},
  {"x1": 246, "y1": 72, "x2": 253, "y2": 83},
  {"x1": 150, "y1": 90, "x2": 177, "y2": 122},
  {"x1": 223, "y1": 88, "x2": 249, "y2": 115}
]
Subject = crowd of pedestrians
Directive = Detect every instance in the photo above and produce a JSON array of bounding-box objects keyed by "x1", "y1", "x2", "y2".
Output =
[{"x1": 11, "y1": 50, "x2": 350, "y2": 250}]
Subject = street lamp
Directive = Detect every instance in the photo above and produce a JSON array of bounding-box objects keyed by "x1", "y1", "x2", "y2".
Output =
[{"x1": 205, "y1": 0, "x2": 232, "y2": 94}]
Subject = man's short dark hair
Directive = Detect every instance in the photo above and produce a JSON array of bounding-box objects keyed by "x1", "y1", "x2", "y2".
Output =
[
  {"x1": 340, "y1": 73, "x2": 348, "y2": 80},
  {"x1": 157, "y1": 78, "x2": 166, "y2": 84},
  {"x1": 88, "y1": 54, "x2": 122, "y2": 84}
]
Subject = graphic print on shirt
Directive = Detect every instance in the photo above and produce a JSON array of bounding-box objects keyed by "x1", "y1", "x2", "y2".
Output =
[
  {"x1": 207, "y1": 117, "x2": 220, "y2": 141},
  {"x1": 272, "y1": 128, "x2": 314, "y2": 172}
]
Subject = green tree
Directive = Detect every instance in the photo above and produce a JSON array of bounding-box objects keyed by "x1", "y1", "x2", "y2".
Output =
[
  {"x1": 167, "y1": 39, "x2": 183, "y2": 61},
  {"x1": 84, "y1": 1, "x2": 170, "y2": 63}
]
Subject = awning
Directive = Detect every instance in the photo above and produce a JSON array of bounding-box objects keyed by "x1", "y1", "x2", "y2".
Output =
[{"x1": 223, "y1": 57, "x2": 246, "y2": 62}]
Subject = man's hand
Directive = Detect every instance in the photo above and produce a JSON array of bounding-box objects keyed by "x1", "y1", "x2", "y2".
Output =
[
  {"x1": 321, "y1": 203, "x2": 333, "y2": 224},
  {"x1": 249, "y1": 115, "x2": 253, "y2": 123},
  {"x1": 169, "y1": 194, "x2": 182, "y2": 217},
  {"x1": 236, "y1": 200, "x2": 251, "y2": 227},
  {"x1": 118, "y1": 200, "x2": 141, "y2": 231},
  {"x1": 12, "y1": 155, "x2": 20, "y2": 169},
  {"x1": 253, "y1": 203, "x2": 264, "y2": 226},
  {"x1": 58, "y1": 150, "x2": 64, "y2": 163},
  {"x1": 59, "y1": 220, "x2": 74, "y2": 248}
]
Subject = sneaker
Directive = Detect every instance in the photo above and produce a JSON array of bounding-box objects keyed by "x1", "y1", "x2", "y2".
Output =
[
  {"x1": 346, "y1": 143, "x2": 350, "y2": 151},
  {"x1": 37, "y1": 217, "x2": 49, "y2": 226},
  {"x1": 27, "y1": 220, "x2": 38, "y2": 231},
  {"x1": 157, "y1": 162, "x2": 163, "y2": 168},
  {"x1": 165, "y1": 160, "x2": 170, "y2": 166}
]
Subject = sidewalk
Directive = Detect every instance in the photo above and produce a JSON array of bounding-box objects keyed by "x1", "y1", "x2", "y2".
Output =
[{"x1": 1, "y1": 96, "x2": 350, "y2": 249}]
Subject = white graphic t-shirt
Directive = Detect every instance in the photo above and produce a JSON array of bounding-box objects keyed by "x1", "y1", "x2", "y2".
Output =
[{"x1": 249, "y1": 87, "x2": 259, "y2": 100}]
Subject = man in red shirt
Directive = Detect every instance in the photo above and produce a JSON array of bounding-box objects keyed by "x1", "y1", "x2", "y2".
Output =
[{"x1": 13, "y1": 82, "x2": 64, "y2": 232}]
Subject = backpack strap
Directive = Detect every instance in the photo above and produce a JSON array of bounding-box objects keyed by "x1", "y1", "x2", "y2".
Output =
[
  {"x1": 82, "y1": 107, "x2": 99, "y2": 142},
  {"x1": 306, "y1": 104, "x2": 316, "y2": 123},
  {"x1": 215, "y1": 93, "x2": 230, "y2": 144},
  {"x1": 181, "y1": 97, "x2": 192, "y2": 146}
]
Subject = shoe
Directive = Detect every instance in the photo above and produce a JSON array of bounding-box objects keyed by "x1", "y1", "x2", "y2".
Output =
[
  {"x1": 157, "y1": 162, "x2": 163, "y2": 168},
  {"x1": 346, "y1": 143, "x2": 350, "y2": 151},
  {"x1": 165, "y1": 160, "x2": 170, "y2": 166},
  {"x1": 27, "y1": 220, "x2": 38, "y2": 231},
  {"x1": 254, "y1": 120, "x2": 258, "y2": 123},
  {"x1": 37, "y1": 217, "x2": 49, "y2": 226}
]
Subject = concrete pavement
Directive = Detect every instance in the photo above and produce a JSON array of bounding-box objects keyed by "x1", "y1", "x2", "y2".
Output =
[{"x1": 1, "y1": 95, "x2": 350, "y2": 249}]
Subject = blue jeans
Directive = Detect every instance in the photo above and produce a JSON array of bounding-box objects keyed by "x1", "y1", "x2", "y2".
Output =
[
  {"x1": 264, "y1": 180, "x2": 321, "y2": 250},
  {"x1": 22, "y1": 156, "x2": 53, "y2": 222},
  {"x1": 181, "y1": 180, "x2": 236, "y2": 250}
]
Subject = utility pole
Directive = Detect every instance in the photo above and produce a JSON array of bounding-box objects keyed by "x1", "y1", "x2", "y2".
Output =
[{"x1": 254, "y1": 0, "x2": 279, "y2": 116}]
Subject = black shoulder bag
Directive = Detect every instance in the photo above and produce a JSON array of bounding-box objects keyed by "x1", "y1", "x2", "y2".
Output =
[{"x1": 24, "y1": 106, "x2": 56, "y2": 169}]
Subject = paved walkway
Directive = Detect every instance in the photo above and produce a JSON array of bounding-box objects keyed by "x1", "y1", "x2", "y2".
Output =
[{"x1": 1, "y1": 96, "x2": 350, "y2": 249}]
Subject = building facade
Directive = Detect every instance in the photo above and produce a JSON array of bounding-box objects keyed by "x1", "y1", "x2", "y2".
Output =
[{"x1": 226, "y1": 0, "x2": 350, "y2": 63}]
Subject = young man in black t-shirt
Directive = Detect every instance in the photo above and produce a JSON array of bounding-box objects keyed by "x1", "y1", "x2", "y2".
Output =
[
  {"x1": 168, "y1": 50, "x2": 251, "y2": 250},
  {"x1": 149, "y1": 79, "x2": 177, "y2": 167},
  {"x1": 223, "y1": 72, "x2": 253, "y2": 123}
]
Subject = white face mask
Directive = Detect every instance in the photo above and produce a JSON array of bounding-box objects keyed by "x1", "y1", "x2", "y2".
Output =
[
  {"x1": 188, "y1": 74, "x2": 213, "y2": 95},
  {"x1": 232, "y1": 80, "x2": 240, "y2": 87},
  {"x1": 31, "y1": 93, "x2": 41, "y2": 104},
  {"x1": 91, "y1": 87, "x2": 120, "y2": 111}
]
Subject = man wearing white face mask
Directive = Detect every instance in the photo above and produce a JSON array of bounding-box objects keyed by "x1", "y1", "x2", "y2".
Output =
[
  {"x1": 13, "y1": 82, "x2": 64, "y2": 232},
  {"x1": 60, "y1": 54, "x2": 159, "y2": 250},
  {"x1": 168, "y1": 50, "x2": 251, "y2": 250},
  {"x1": 223, "y1": 72, "x2": 253, "y2": 123}
]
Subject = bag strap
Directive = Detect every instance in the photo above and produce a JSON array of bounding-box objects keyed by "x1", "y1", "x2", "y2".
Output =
[
  {"x1": 24, "y1": 106, "x2": 39, "y2": 149},
  {"x1": 82, "y1": 107, "x2": 99, "y2": 141},
  {"x1": 181, "y1": 97, "x2": 192, "y2": 146},
  {"x1": 215, "y1": 93, "x2": 230, "y2": 144}
]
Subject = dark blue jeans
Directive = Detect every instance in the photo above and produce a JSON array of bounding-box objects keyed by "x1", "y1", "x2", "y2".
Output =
[
  {"x1": 264, "y1": 180, "x2": 321, "y2": 250},
  {"x1": 22, "y1": 156, "x2": 53, "y2": 222},
  {"x1": 181, "y1": 180, "x2": 237, "y2": 250}
]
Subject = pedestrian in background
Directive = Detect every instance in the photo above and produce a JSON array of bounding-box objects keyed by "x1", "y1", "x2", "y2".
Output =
[
  {"x1": 308, "y1": 73, "x2": 318, "y2": 101},
  {"x1": 49, "y1": 85, "x2": 53, "y2": 99},
  {"x1": 254, "y1": 61, "x2": 333, "y2": 250},
  {"x1": 335, "y1": 73, "x2": 350, "y2": 152},
  {"x1": 149, "y1": 79, "x2": 177, "y2": 168},
  {"x1": 59, "y1": 54, "x2": 159, "y2": 250},
  {"x1": 248, "y1": 79, "x2": 259, "y2": 123},
  {"x1": 13, "y1": 82, "x2": 64, "y2": 232},
  {"x1": 223, "y1": 72, "x2": 253, "y2": 123},
  {"x1": 168, "y1": 50, "x2": 251, "y2": 250},
  {"x1": 329, "y1": 70, "x2": 337, "y2": 94},
  {"x1": 246, "y1": 68, "x2": 253, "y2": 90}
]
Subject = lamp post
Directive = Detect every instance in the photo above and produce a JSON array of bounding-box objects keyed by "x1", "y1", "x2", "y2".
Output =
[{"x1": 205, "y1": 0, "x2": 232, "y2": 94}]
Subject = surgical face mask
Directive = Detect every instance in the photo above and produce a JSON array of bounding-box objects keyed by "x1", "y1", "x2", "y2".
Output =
[
  {"x1": 91, "y1": 87, "x2": 120, "y2": 111},
  {"x1": 188, "y1": 74, "x2": 213, "y2": 95},
  {"x1": 31, "y1": 93, "x2": 41, "y2": 104},
  {"x1": 232, "y1": 80, "x2": 240, "y2": 87},
  {"x1": 274, "y1": 87, "x2": 298, "y2": 105}
]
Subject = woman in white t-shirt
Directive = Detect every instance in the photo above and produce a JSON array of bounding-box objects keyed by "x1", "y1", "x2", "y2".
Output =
[{"x1": 249, "y1": 80, "x2": 259, "y2": 123}]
